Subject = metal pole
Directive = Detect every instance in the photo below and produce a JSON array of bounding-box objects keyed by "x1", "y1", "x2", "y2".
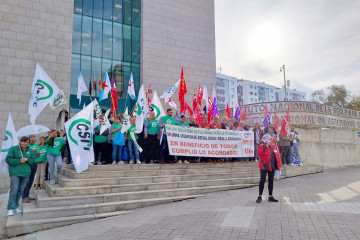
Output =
[{"x1": 282, "y1": 65, "x2": 287, "y2": 101}]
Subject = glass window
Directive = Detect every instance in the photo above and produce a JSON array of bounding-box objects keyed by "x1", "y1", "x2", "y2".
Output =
[
  {"x1": 132, "y1": 0, "x2": 141, "y2": 26},
  {"x1": 254, "y1": 86, "x2": 257, "y2": 89},
  {"x1": 123, "y1": 25, "x2": 131, "y2": 62},
  {"x1": 72, "y1": 14, "x2": 81, "y2": 54},
  {"x1": 74, "y1": 0, "x2": 83, "y2": 14},
  {"x1": 102, "y1": 58, "x2": 112, "y2": 76},
  {"x1": 250, "y1": 85, "x2": 253, "y2": 89},
  {"x1": 250, "y1": 92, "x2": 253, "y2": 95},
  {"x1": 103, "y1": 0, "x2": 113, "y2": 20},
  {"x1": 80, "y1": 55, "x2": 91, "y2": 95},
  {"x1": 123, "y1": 0, "x2": 132, "y2": 25},
  {"x1": 132, "y1": 26, "x2": 140, "y2": 63},
  {"x1": 81, "y1": 16, "x2": 92, "y2": 55},
  {"x1": 250, "y1": 98, "x2": 253, "y2": 101},
  {"x1": 103, "y1": 20, "x2": 112, "y2": 59},
  {"x1": 255, "y1": 93, "x2": 257, "y2": 96},
  {"x1": 112, "y1": 60, "x2": 123, "y2": 96},
  {"x1": 70, "y1": 54, "x2": 81, "y2": 95},
  {"x1": 93, "y1": 0, "x2": 103, "y2": 18},
  {"x1": 270, "y1": 89, "x2": 273, "y2": 93},
  {"x1": 131, "y1": 63, "x2": 140, "y2": 93},
  {"x1": 113, "y1": 22, "x2": 123, "y2": 60},
  {"x1": 92, "y1": 18, "x2": 102, "y2": 57},
  {"x1": 82, "y1": 0, "x2": 93, "y2": 16},
  {"x1": 92, "y1": 57, "x2": 102, "y2": 96},
  {"x1": 113, "y1": 0, "x2": 123, "y2": 22}
]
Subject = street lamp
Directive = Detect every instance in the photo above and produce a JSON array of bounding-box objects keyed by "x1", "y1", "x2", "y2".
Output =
[{"x1": 280, "y1": 65, "x2": 287, "y2": 101}]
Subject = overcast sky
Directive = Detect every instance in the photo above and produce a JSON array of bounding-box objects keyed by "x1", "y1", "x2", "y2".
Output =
[{"x1": 215, "y1": 0, "x2": 360, "y2": 99}]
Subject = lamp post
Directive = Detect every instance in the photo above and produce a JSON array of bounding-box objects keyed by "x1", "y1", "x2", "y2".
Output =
[{"x1": 280, "y1": 65, "x2": 287, "y2": 101}]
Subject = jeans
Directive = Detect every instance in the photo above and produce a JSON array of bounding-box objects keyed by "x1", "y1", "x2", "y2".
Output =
[
  {"x1": 22, "y1": 163, "x2": 37, "y2": 198},
  {"x1": 281, "y1": 146, "x2": 291, "y2": 165},
  {"x1": 112, "y1": 143, "x2": 123, "y2": 162},
  {"x1": 7, "y1": 175, "x2": 28, "y2": 210},
  {"x1": 127, "y1": 140, "x2": 140, "y2": 161},
  {"x1": 290, "y1": 142, "x2": 301, "y2": 163},
  {"x1": 48, "y1": 154, "x2": 62, "y2": 181},
  {"x1": 259, "y1": 170, "x2": 275, "y2": 196}
]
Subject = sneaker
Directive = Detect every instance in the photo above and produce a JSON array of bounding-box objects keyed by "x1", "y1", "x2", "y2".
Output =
[
  {"x1": 119, "y1": 160, "x2": 125, "y2": 165},
  {"x1": 176, "y1": 160, "x2": 182, "y2": 164},
  {"x1": 112, "y1": 161, "x2": 116, "y2": 165},
  {"x1": 299, "y1": 163, "x2": 303, "y2": 166},
  {"x1": 268, "y1": 196, "x2": 279, "y2": 202},
  {"x1": 129, "y1": 160, "x2": 134, "y2": 164},
  {"x1": 183, "y1": 160, "x2": 190, "y2": 164},
  {"x1": 94, "y1": 161, "x2": 98, "y2": 165},
  {"x1": 15, "y1": 208, "x2": 22, "y2": 214},
  {"x1": 136, "y1": 160, "x2": 141, "y2": 164},
  {"x1": 50, "y1": 180, "x2": 56, "y2": 185},
  {"x1": 256, "y1": 196, "x2": 262, "y2": 203},
  {"x1": 22, "y1": 197, "x2": 31, "y2": 203},
  {"x1": 255, "y1": 159, "x2": 259, "y2": 162},
  {"x1": 149, "y1": 160, "x2": 154, "y2": 164}
]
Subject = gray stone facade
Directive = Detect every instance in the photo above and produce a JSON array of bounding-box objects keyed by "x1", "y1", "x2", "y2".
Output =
[
  {"x1": 141, "y1": 0, "x2": 216, "y2": 107},
  {"x1": 0, "y1": 0, "x2": 74, "y2": 193}
]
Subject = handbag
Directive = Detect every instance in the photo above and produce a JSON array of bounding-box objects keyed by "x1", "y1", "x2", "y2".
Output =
[{"x1": 113, "y1": 131, "x2": 125, "y2": 146}]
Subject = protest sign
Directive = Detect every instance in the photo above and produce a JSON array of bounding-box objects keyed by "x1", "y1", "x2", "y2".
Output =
[{"x1": 165, "y1": 126, "x2": 254, "y2": 158}]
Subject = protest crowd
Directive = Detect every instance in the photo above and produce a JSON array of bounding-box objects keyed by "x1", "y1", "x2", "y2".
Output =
[{"x1": 2, "y1": 64, "x2": 303, "y2": 215}]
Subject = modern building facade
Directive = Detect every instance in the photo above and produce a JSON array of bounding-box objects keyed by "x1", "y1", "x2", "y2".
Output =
[
  {"x1": 238, "y1": 79, "x2": 277, "y2": 105},
  {"x1": 216, "y1": 73, "x2": 237, "y2": 110},
  {"x1": 0, "y1": 0, "x2": 216, "y2": 192},
  {"x1": 275, "y1": 87, "x2": 306, "y2": 102}
]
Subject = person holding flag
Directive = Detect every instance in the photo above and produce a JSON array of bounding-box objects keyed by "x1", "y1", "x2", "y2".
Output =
[
  {"x1": 22, "y1": 135, "x2": 39, "y2": 203},
  {"x1": 159, "y1": 108, "x2": 176, "y2": 163},
  {"x1": 144, "y1": 112, "x2": 160, "y2": 164},
  {"x1": 110, "y1": 115, "x2": 124, "y2": 165},
  {"x1": 93, "y1": 115, "x2": 110, "y2": 165},
  {"x1": 46, "y1": 130, "x2": 65, "y2": 184},
  {"x1": 6, "y1": 136, "x2": 37, "y2": 216},
  {"x1": 256, "y1": 127, "x2": 282, "y2": 204},
  {"x1": 127, "y1": 116, "x2": 141, "y2": 164}
]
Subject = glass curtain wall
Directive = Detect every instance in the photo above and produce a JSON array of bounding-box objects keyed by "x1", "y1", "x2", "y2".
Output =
[{"x1": 70, "y1": 0, "x2": 141, "y2": 112}]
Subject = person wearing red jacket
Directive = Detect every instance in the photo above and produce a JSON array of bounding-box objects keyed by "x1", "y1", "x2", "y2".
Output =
[{"x1": 256, "y1": 131, "x2": 282, "y2": 203}]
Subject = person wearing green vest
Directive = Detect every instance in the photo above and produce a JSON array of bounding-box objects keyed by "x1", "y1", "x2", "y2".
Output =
[
  {"x1": 111, "y1": 115, "x2": 124, "y2": 165},
  {"x1": 6, "y1": 136, "x2": 36, "y2": 216},
  {"x1": 34, "y1": 136, "x2": 47, "y2": 190},
  {"x1": 144, "y1": 112, "x2": 160, "y2": 164},
  {"x1": 127, "y1": 116, "x2": 141, "y2": 164},
  {"x1": 22, "y1": 135, "x2": 39, "y2": 203},
  {"x1": 94, "y1": 115, "x2": 110, "y2": 165},
  {"x1": 159, "y1": 108, "x2": 176, "y2": 163},
  {"x1": 47, "y1": 130, "x2": 65, "y2": 184}
]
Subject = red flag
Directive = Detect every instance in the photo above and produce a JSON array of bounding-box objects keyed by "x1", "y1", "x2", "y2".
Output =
[
  {"x1": 280, "y1": 105, "x2": 290, "y2": 136},
  {"x1": 270, "y1": 133, "x2": 278, "y2": 145},
  {"x1": 145, "y1": 84, "x2": 152, "y2": 108},
  {"x1": 226, "y1": 102, "x2": 230, "y2": 118},
  {"x1": 197, "y1": 85, "x2": 203, "y2": 106},
  {"x1": 240, "y1": 105, "x2": 247, "y2": 121},
  {"x1": 207, "y1": 97, "x2": 213, "y2": 124},
  {"x1": 178, "y1": 67, "x2": 187, "y2": 114},
  {"x1": 274, "y1": 113, "x2": 280, "y2": 132},
  {"x1": 196, "y1": 107, "x2": 202, "y2": 125},
  {"x1": 185, "y1": 101, "x2": 193, "y2": 116},
  {"x1": 92, "y1": 72, "x2": 96, "y2": 91},
  {"x1": 98, "y1": 73, "x2": 102, "y2": 93},
  {"x1": 111, "y1": 79, "x2": 118, "y2": 116}
]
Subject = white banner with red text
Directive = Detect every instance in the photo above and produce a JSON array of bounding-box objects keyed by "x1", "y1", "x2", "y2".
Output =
[{"x1": 165, "y1": 126, "x2": 254, "y2": 158}]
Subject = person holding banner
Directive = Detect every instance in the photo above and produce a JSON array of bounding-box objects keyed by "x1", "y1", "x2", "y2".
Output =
[
  {"x1": 111, "y1": 116, "x2": 124, "y2": 165},
  {"x1": 159, "y1": 108, "x2": 176, "y2": 164},
  {"x1": 6, "y1": 136, "x2": 37, "y2": 216},
  {"x1": 176, "y1": 115, "x2": 189, "y2": 127},
  {"x1": 144, "y1": 112, "x2": 160, "y2": 164},
  {"x1": 94, "y1": 116, "x2": 110, "y2": 165},
  {"x1": 256, "y1": 132, "x2": 282, "y2": 203},
  {"x1": 47, "y1": 131, "x2": 65, "y2": 184},
  {"x1": 127, "y1": 116, "x2": 141, "y2": 164}
]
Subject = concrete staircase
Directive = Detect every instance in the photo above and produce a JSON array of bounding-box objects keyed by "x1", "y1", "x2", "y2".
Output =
[{"x1": 5, "y1": 162, "x2": 259, "y2": 237}]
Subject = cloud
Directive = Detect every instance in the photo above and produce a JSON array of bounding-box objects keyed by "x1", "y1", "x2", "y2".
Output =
[{"x1": 215, "y1": 0, "x2": 360, "y2": 97}]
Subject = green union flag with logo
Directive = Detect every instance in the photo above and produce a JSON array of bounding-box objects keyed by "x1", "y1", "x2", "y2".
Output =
[
  {"x1": 0, "y1": 113, "x2": 19, "y2": 174},
  {"x1": 150, "y1": 90, "x2": 165, "y2": 120},
  {"x1": 65, "y1": 101, "x2": 94, "y2": 173},
  {"x1": 28, "y1": 63, "x2": 61, "y2": 125}
]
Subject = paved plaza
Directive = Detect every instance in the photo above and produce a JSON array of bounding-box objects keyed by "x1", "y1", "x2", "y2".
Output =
[{"x1": 10, "y1": 166, "x2": 360, "y2": 240}]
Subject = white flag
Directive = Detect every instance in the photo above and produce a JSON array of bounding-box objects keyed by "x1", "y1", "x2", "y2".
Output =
[
  {"x1": 203, "y1": 84, "x2": 208, "y2": 111},
  {"x1": 127, "y1": 72, "x2": 136, "y2": 100},
  {"x1": 77, "y1": 72, "x2": 88, "y2": 105},
  {"x1": 0, "y1": 113, "x2": 19, "y2": 174},
  {"x1": 49, "y1": 90, "x2": 67, "y2": 110},
  {"x1": 160, "y1": 79, "x2": 180, "y2": 102},
  {"x1": 212, "y1": 84, "x2": 216, "y2": 100},
  {"x1": 168, "y1": 98, "x2": 177, "y2": 109},
  {"x1": 99, "y1": 72, "x2": 111, "y2": 101},
  {"x1": 29, "y1": 63, "x2": 61, "y2": 125},
  {"x1": 121, "y1": 107, "x2": 131, "y2": 134},
  {"x1": 150, "y1": 90, "x2": 165, "y2": 120},
  {"x1": 135, "y1": 84, "x2": 146, "y2": 133},
  {"x1": 100, "y1": 109, "x2": 111, "y2": 135},
  {"x1": 93, "y1": 99, "x2": 102, "y2": 118},
  {"x1": 65, "y1": 102, "x2": 94, "y2": 173}
]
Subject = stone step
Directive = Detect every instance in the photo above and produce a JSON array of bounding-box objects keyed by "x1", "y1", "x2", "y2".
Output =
[
  {"x1": 58, "y1": 171, "x2": 256, "y2": 188},
  {"x1": 22, "y1": 195, "x2": 201, "y2": 221},
  {"x1": 6, "y1": 210, "x2": 130, "y2": 237},
  {"x1": 45, "y1": 177, "x2": 260, "y2": 197},
  {"x1": 62, "y1": 166, "x2": 257, "y2": 179},
  {"x1": 35, "y1": 183, "x2": 256, "y2": 208}
]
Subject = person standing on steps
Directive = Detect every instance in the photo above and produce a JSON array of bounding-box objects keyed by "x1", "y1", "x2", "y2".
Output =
[
  {"x1": 6, "y1": 136, "x2": 36, "y2": 216},
  {"x1": 256, "y1": 133, "x2": 282, "y2": 203},
  {"x1": 22, "y1": 135, "x2": 38, "y2": 203},
  {"x1": 47, "y1": 130, "x2": 65, "y2": 184}
]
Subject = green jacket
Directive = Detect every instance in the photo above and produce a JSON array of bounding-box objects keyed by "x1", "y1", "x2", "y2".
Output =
[{"x1": 6, "y1": 145, "x2": 36, "y2": 177}]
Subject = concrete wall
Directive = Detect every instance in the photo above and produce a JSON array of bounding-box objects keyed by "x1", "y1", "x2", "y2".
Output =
[
  {"x1": 297, "y1": 128, "x2": 360, "y2": 169},
  {"x1": 0, "y1": 0, "x2": 74, "y2": 193},
  {"x1": 141, "y1": 0, "x2": 216, "y2": 107}
]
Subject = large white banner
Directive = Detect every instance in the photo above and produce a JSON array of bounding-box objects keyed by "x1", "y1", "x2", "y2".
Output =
[
  {"x1": 165, "y1": 126, "x2": 254, "y2": 158},
  {"x1": 65, "y1": 101, "x2": 94, "y2": 173}
]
